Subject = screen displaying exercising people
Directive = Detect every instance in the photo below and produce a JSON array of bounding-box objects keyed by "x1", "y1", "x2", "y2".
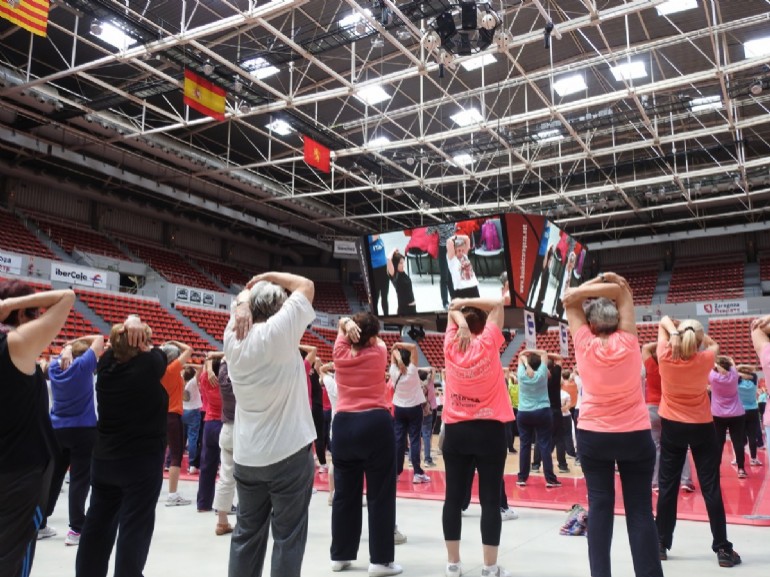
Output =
[
  {"x1": 363, "y1": 214, "x2": 586, "y2": 320},
  {"x1": 364, "y1": 217, "x2": 509, "y2": 317}
]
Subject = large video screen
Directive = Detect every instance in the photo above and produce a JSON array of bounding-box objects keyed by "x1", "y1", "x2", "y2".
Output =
[
  {"x1": 515, "y1": 218, "x2": 587, "y2": 320},
  {"x1": 360, "y1": 213, "x2": 587, "y2": 321},
  {"x1": 363, "y1": 216, "x2": 511, "y2": 317}
]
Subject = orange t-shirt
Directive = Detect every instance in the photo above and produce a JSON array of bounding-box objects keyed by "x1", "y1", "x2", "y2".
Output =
[
  {"x1": 562, "y1": 380, "x2": 578, "y2": 409},
  {"x1": 573, "y1": 325, "x2": 650, "y2": 433},
  {"x1": 333, "y1": 335, "x2": 389, "y2": 413},
  {"x1": 657, "y1": 343, "x2": 714, "y2": 424},
  {"x1": 161, "y1": 359, "x2": 184, "y2": 415}
]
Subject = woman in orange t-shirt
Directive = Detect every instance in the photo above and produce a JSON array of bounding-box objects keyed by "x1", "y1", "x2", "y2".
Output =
[
  {"x1": 655, "y1": 316, "x2": 740, "y2": 568},
  {"x1": 563, "y1": 272, "x2": 661, "y2": 577}
]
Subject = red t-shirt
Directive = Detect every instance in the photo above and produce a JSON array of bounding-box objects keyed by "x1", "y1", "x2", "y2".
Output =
[
  {"x1": 644, "y1": 356, "x2": 662, "y2": 406},
  {"x1": 161, "y1": 359, "x2": 184, "y2": 415},
  {"x1": 199, "y1": 371, "x2": 222, "y2": 422},
  {"x1": 333, "y1": 335, "x2": 389, "y2": 413}
]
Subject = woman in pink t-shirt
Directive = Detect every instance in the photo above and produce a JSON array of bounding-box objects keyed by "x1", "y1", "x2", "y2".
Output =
[
  {"x1": 330, "y1": 312, "x2": 401, "y2": 577},
  {"x1": 563, "y1": 272, "x2": 661, "y2": 577},
  {"x1": 442, "y1": 296, "x2": 513, "y2": 577},
  {"x1": 751, "y1": 315, "x2": 770, "y2": 467}
]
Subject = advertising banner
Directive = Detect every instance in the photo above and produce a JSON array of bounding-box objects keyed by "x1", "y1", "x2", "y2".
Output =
[
  {"x1": 0, "y1": 251, "x2": 23, "y2": 275},
  {"x1": 523, "y1": 309, "x2": 537, "y2": 350},
  {"x1": 559, "y1": 322, "x2": 570, "y2": 358},
  {"x1": 333, "y1": 239, "x2": 359, "y2": 259},
  {"x1": 696, "y1": 300, "x2": 748, "y2": 316},
  {"x1": 50, "y1": 262, "x2": 107, "y2": 288},
  {"x1": 175, "y1": 285, "x2": 216, "y2": 308}
]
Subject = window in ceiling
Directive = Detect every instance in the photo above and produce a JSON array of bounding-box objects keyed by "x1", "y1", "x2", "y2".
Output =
[
  {"x1": 265, "y1": 120, "x2": 293, "y2": 136},
  {"x1": 689, "y1": 95, "x2": 722, "y2": 112},
  {"x1": 450, "y1": 108, "x2": 483, "y2": 126},
  {"x1": 241, "y1": 57, "x2": 280, "y2": 80},
  {"x1": 453, "y1": 153, "x2": 474, "y2": 166},
  {"x1": 744, "y1": 37, "x2": 770, "y2": 59},
  {"x1": 460, "y1": 54, "x2": 497, "y2": 72},
  {"x1": 656, "y1": 0, "x2": 698, "y2": 16},
  {"x1": 367, "y1": 136, "x2": 391, "y2": 148},
  {"x1": 93, "y1": 21, "x2": 137, "y2": 51},
  {"x1": 339, "y1": 9, "x2": 374, "y2": 35},
  {"x1": 552, "y1": 74, "x2": 586, "y2": 97},
  {"x1": 355, "y1": 84, "x2": 391, "y2": 106},
  {"x1": 609, "y1": 61, "x2": 648, "y2": 81}
]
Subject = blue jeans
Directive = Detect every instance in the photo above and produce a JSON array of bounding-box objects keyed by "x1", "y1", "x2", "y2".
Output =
[
  {"x1": 394, "y1": 404, "x2": 424, "y2": 476},
  {"x1": 182, "y1": 408, "x2": 201, "y2": 465},
  {"x1": 578, "y1": 429, "x2": 662, "y2": 577},
  {"x1": 229, "y1": 445, "x2": 314, "y2": 577},
  {"x1": 422, "y1": 411, "x2": 435, "y2": 463},
  {"x1": 517, "y1": 407, "x2": 557, "y2": 483}
]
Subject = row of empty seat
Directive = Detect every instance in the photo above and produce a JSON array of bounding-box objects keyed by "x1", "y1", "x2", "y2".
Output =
[
  {"x1": 120, "y1": 239, "x2": 222, "y2": 292},
  {"x1": 0, "y1": 210, "x2": 55, "y2": 260},
  {"x1": 667, "y1": 260, "x2": 745, "y2": 303},
  {"x1": 32, "y1": 215, "x2": 127, "y2": 260}
]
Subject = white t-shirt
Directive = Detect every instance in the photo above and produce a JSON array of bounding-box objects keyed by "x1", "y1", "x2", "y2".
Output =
[
  {"x1": 183, "y1": 376, "x2": 203, "y2": 411},
  {"x1": 322, "y1": 373, "x2": 338, "y2": 417},
  {"x1": 224, "y1": 291, "x2": 317, "y2": 467},
  {"x1": 447, "y1": 254, "x2": 478, "y2": 290},
  {"x1": 574, "y1": 375, "x2": 583, "y2": 410},
  {"x1": 560, "y1": 389, "x2": 571, "y2": 417},
  {"x1": 388, "y1": 363, "x2": 426, "y2": 408}
]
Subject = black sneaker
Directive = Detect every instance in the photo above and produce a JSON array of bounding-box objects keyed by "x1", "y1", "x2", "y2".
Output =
[
  {"x1": 659, "y1": 543, "x2": 668, "y2": 561},
  {"x1": 531, "y1": 464, "x2": 541, "y2": 473},
  {"x1": 545, "y1": 479, "x2": 562, "y2": 488},
  {"x1": 558, "y1": 465, "x2": 570, "y2": 473},
  {"x1": 717, "y1": 548, "x2": 742, "y2": 567}
]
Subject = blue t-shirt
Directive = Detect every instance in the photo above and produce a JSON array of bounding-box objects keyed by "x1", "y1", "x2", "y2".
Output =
[
  {"x1": 50, "y1": 348, "x2": 98, "y2": 429},
  {"x1": 737, "y1": 378, "x2": 758, "y2": 411},
  {"x1": 369, "y1": 236, "x2": 387, "y2": 269},
  {"x1": 517, "y1": 363, "x2": 550, "y2": 411}
]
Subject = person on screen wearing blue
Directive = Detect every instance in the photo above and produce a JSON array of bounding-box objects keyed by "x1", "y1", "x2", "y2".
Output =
[
  {"x1": 446, "y1": 234, "x2": 480, "y2": 299},
  {"x1": 369, "y1": 235, "x2": 390, "y2": 316},
  {"x1": 387, "y1": 249, "x2": 417, "y2": 316}
]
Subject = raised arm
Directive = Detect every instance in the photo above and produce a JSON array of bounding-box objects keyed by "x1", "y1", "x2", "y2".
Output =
[
  {"x1": 449, "y1": 296, "x2": 504, "y2": 328},
  {"x1": 338, "y1": 316, "x2": 361, "y2": 344},
  {"x1": 702, "y1": 333, "x2": 720, "y2": 356},
  {"x1": 386, "y1": 249, "x2": 397, "y2": 277},
  {"x1": 3, "y1": 289, "x2": 75, "y2": 375},
  {"x1": 751, "y1": 314, "x2": 770, "y2": 359},
  {"x1": 246, "y1": 271, "x2": 314, "y2": 303},
  {"x1": 167, "y1": 340, "x2": 194, "y2": 365},
  {"x1": 299, "y1": 344, "x2": 317, "y2": 365},
  {"x1": 641, "y1": 342, "x2": 656, "y2": 361},
  {"x1": 393, "y1": 341, "x2": 418, "y2": 366},
  {"x1": 658, "y1": 316, "x2": 680, "y2": 359}
]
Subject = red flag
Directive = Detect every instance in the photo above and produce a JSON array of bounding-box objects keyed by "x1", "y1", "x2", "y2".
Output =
[
  {"x1": 0, "y1": 0, "x2": 50, "y2": 37},
  {"x1": 303, "y1": 135, "x2": 331, "y2": 173}
]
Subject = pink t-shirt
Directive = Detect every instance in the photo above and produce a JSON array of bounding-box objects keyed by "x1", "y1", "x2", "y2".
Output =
[
  {"x1": 442, "y1": 323, "x2": 514, "y2": 424},
  {"x1": 759, "y1": 344, "x2": 770, "y2": 427},
  {"x1": 333, "y1": 334, "x2": 389, "y2": 413},
  {"x1": 573, "y1": 325, "x2": 650, "y2": 433}
]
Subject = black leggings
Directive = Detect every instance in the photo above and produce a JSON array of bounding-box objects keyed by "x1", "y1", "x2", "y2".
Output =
[
  {"x1": 713, "y1": 415, "x2": 746, "y2": 469},
  {"x1": 372, "y1": 266, "x2": 389, "y2": 316},
  {"x1": 743, "y1": 409, "x2": 760, "y2": 460},
  {"x1": 442, "y1": 420, "x2": 506, "y2": 546}
]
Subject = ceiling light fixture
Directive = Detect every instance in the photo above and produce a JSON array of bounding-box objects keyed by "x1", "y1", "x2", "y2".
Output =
[
  {"x1": 354, "y1": 84, "x2": 390, "y2": 106},
  {"x1": 239, "y1": 101, "x2": 250, "y2": 114},
  {"x1": 460, "y1": 53, "x2": 496, "y2": 72},
  {"x1": 367, "y1": 136, "x2": 391, "y2": 148},
  {"x1": 233, "y1": 77, "x2": 243, "y2": 93},
  {"x1": 371, "y1": 35, "x2": 385, "y2": 48},
  {"x1": 265, "y1": 119, "x2": 293, "y2": 136},
  {"x1": 609, "y1": 61, "x2": 647, "y2": 81},
  {"x1": 90, "y1": 20, "x2": 103, "y2": 36},
  {"x1": 451, "y1": 107, "x2": 483, "y2": 126},
  {"x1": 552, "y1": 73, "x2": 587, "y2": 97},
  {"x1": 396, "y1": 28, "x2": 411, "y2": 42},
  {"x1": 452, "y1": 153, "x2": 474, "y2": 166},
  {"x1": 750, "y1": 79, "x2": 763, "y2": 96},
  {"x1": 689, "y1": 95, "x2": 723, "y2": 112},
  {"x1": 656, "y1": 0, "x2": 698, "y2": 16},
  {"x1": 743, "y1": 37, "x2": 770, "y2": 59},
  {"x1": 203, "y1": 60, "x2": 214, "y2": 75}
]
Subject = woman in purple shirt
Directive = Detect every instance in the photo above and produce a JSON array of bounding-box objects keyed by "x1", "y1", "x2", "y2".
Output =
[{"x1": 709, "y1": 357, "x2": 747, "y2": 478}]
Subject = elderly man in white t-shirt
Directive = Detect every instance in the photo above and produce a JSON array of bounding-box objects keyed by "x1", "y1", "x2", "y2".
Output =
[{"x1": 223, "y1": 271, "x2": 316, "y2": 577}]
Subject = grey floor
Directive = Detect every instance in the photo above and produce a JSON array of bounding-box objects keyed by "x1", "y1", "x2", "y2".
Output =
[{"x1": 33, "y1": 478, "x2": 769, "y2": 577}]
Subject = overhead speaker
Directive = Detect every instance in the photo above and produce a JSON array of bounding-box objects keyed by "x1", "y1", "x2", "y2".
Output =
[
  {"x1": 435, "y1": 11, "x2": 456, "y2": 42},
  {"x1": 461, "y1": 2, "x2": 477, "y2": 30},
  {"x1": 458, "y1": 33, "x2": 472, "y2": 56}
]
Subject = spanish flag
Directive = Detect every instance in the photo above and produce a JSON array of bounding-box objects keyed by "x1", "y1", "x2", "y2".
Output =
[
  {"x1": 0, "y1": 0, "x2": 50, "y2": 37},
  {"x1": 183, "y1": 69, "x2": 226, "y2": 121},
  {"x1": 303, "y1": 135, "x2": 331, "y2": 173}
]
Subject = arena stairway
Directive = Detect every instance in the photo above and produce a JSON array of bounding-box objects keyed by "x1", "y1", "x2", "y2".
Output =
[
  {"x1": 72, "y1": 296, "x2": 113, "y2": 336},
  {"x1": 166, "y1": 304, "x2": 223, "y2": 349},
  {"x1": 18, "y1": 211, "x2": 74, "y2": 263},
  {"x1": 500, "y1": 331, "x2": 526, "y2": 367}
]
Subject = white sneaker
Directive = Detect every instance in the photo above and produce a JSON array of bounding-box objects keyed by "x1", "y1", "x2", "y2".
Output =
[
  {"x1": 319, "y1": 464, "x2": 329, "y2": 473},
  {"x1": 445, "y1": 562, "x2": 463, "y2": 577},
  {"x1": 394, "y1": 526, "x2": 407, "y2": 545},
  {"x1": 412, "y1": 473, "x2": 431, "y2": 484},
  {"x1": 188, "y1": 466, "x2": 198, "y2": 474},
  {"x1": 500, "y1": 508, "x2": 519, "y2": 521},
  {"x1": 368, "y1": 562, "x2": 403, "y2": 576},
  {"x1": 331, "y1": 560, "x2": 352, "y2": 572},
  {"x1": 37, "y1": 526, "x2": 57, "y2": 540},
  {"x1": 165, "y1": 494, "x2": 192, "y2": 507},
  {"x1": 481, "y1": 566, "x2": 512, "y2": 577},
  {"x1": 64, "y1": 530, "x2": 80, "y2": 546}
]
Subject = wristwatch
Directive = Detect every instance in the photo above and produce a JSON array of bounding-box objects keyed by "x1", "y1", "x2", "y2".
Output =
[{"x1": 670, "y1": 331, "x2": 680, "y2": 337}]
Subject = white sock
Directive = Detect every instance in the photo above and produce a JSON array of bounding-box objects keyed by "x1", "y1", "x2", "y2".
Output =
[
  {"x1": 169, "y1": 492, "x2": 178, "y2": 498},
  {"x1": 483, "y1": 565, "x2": 498, "y2": 574}
]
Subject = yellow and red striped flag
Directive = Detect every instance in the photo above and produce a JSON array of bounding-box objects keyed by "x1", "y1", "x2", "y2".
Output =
[
  {"x1": 0, "y1": 0, "x2": 50, "y2": 37},
  {"x1": 183, "y1": 69, "x2": 226, "y2": 121}
]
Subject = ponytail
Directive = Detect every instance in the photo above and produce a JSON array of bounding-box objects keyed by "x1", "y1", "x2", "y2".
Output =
[{"x1": 677, "y1": 319, "x2": 704, "y2": 360}]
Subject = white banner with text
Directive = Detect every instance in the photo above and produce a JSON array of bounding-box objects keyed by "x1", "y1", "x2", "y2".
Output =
[
  {"x1": 523, "y1": 310, "x2": 537, "y2": 350},
  {"x1": 174, "y1": 285, "x2": 216, "y2": 308},
  {"x1": 695, "y1": 300, "x2": 748, "y2": 316},
  {"x1": 50, "y1": 262, "x2": 107, "y2": 288},
  {"x1": 0, "y1": 251, "x2": 23, "y2": 275}
]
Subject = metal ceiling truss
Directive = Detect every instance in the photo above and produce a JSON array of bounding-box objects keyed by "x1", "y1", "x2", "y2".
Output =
[{"x1": 0, "y1": 0, "x2": 769, "y2": 249}]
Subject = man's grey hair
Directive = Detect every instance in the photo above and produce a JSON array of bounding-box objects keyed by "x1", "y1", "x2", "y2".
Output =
[
  {"x1": 583, "y1": 297, "x2": 619, "y2": 335},
  {"x1": 160, "y1": 343, "x2": 180, "y2": 363},
  {"x1": 249, "y1": 281, "x2": 288, "y2": 321}
]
